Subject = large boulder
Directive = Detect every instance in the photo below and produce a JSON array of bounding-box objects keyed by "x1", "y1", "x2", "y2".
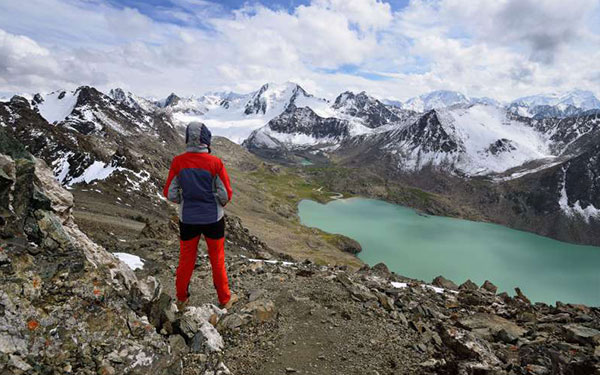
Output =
[
  {"x1": 0, "y1": 150, "x2": 180, "y2": 374},
  {"x1": 480, "y1": 280, "x2": 498, "y2": 294},
  {"x1": 179, "y1": 304, "x2": 226, "y2": 339},
  {"x1": 562, "y1": 324, "x2": 600, "y2": 346},
  {"x1": 439, "y1": 325, "x2": 502, "y2": 369},
  {"x1": 179, "y1": 304, "x2": 226, "y2": 352},
  {"x1": 432, "y1": 276, "x2": 459, "y2": 291},
  {"x1": 459, "y1": 279, "x2": 479, "y2": 291},
  {"x1": 458, "y1": 313, "x2": 526, "y2": 342}
]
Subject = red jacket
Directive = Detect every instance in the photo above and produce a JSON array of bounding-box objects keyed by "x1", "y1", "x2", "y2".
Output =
[{"x1": 163, "y1": 150, "x2": 232, "y2": 224}]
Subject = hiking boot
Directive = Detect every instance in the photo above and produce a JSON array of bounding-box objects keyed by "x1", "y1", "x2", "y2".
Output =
[
  {"x1": 220, "y1": 293, "x2": 239, "y2": 310},
  {"x1": 176, "y1": 298, "x2": 189, "y2": 312}
]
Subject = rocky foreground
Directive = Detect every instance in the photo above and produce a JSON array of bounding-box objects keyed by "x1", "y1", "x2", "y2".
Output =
[{"x1": 1, "y1": 145, "x2": 599, "y2": 374}]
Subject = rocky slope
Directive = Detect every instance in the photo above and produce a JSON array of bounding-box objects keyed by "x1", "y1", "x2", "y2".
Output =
[
  {"x1": 0, "y1": 134, "x2": 182, "y2": 373},
  {"x1": 4, "y1": 88, "x2": 181, "y2": 189},
  {"x1": 2, "y1": 137, "x2": 599, "y2": 373}
]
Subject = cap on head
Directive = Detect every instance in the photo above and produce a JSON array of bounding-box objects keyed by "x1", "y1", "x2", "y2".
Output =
[{"x1": 185, "y1": 121, "x2": 212, "y2": 147}]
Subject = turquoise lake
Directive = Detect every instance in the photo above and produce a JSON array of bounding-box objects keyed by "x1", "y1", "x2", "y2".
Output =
[{"x1": 298, "y1": 198, "x2": 600, "y2": 306}]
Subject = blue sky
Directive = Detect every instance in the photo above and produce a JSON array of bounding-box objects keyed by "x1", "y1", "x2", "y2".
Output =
[
  {"x1": 102, "y1": 0, "x2": 410, "y2": 29},
  {"x1": 0, "y1": 0, "x2": 598, "y2": 100}
]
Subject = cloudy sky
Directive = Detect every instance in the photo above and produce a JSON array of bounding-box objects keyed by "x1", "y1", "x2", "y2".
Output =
[{"x1": 1, "y1": 0, "x2": 599, "y2": 101}]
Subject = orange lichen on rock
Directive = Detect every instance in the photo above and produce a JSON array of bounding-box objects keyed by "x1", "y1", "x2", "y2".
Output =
[{"x1": 27, "y1": 319, "x2": 39, "y2": 331}]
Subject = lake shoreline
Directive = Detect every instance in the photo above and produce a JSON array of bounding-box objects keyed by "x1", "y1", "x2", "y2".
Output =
[{"x1": 298, "y1": 197, "x2": 600, "y2": 307}]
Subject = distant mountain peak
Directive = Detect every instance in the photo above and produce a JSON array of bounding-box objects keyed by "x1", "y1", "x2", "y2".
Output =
[
  {"x1": 109, "y1": 88, "x2": 127, "y2": 101},
  {"x1": 163, "y1": 93, "x2": 180, "y2": 107},
  {"x1": 331, "y1": 90, "x2": 400, "y2": 128},
  {"x1": 332, "y1": 90, "x2": 376, "y2": 107},
  {"x1": 509, "y1": 89, "x2": 600, "y2": 118},
  {"x1": 243, "y1": 82, "x2": 312, "y2": 116},
  {"x1": 402, "y1": 90, "x2": 471, "y2": 112}
]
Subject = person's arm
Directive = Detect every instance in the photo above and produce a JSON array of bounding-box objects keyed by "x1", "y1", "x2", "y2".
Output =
[
  {"x1": 214, "y1": 160, "x2": 233, "y2": 206},
  {"x1": 163, "y1": 158, "x2": 181, "y2": 203}
]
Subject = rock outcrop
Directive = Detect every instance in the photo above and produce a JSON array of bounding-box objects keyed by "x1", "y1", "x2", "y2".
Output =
[{"x1": 0, "y1": 138, "x2": 180, "y2": 374}]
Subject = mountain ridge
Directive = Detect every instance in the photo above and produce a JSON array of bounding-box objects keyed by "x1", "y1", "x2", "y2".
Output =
[{"x1": 2, "y1": 83, "x2": 599, "y2": 246}]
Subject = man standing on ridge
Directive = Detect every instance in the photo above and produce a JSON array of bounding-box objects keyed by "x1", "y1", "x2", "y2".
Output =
[{"x1": 163, "y1": 122, "x2": 238, "y2": 310}]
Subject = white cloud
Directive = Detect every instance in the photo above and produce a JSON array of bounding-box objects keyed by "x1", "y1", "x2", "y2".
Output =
[
  {"x1": 0, "y1": 0, "x2": 598, "y2": 102},
  {"x1": 312, "y1": 0, "x2": 393, "y2": 31},
  {"x1": 0, "y1": 29, "x2": 106, "y2": 91}
]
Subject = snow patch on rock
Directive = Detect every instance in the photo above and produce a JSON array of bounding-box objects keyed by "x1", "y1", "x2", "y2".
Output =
[
  {"x1": 113, "y1": 253, "x2": 145, "y2": 270},
  {"x1": 558, "y1": 169, "x2": 600, "y2": 222},
  {"x1": 35, "y1": 90, "x2": 79, "y2": 123}
]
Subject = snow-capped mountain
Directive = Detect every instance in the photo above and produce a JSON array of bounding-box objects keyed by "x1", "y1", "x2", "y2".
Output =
[
  {"x1": 14, "y1": 86, "x2": 180, "y2": 190},
  {"x1": 508, "y1": 90, "x2": 600, "y2": 118},
  {"x1": 396, "y1": 90, "x2": 503, "y2": 112},
  {"x1": 109, "y1": 88, "x2": 157, "y2": 113},
  {"x1": 26, "y1": 83, "x2": 600, "y2": 180},
  {"x1": 332, "y1": 91, "x2": 401, "y2": 128},
  {"x1": 155, "y1": 93, "x2": 209, "y2": 116},
  {"x1": 401, "y1": 90, "x2": 472, "y2": 112},
  {"x1": 242, "y1": 85, "x2": 599, "y2": 180},
  {"x1": 339, "y1": 105, "x2": 553, "y2": 175},
  {"x1": 243, "y1": 90, "x2": 422, "y2": 154},
  {"x1": 512, "y1": 90, "x2": 600, "y2": 110},
  {"x1": 155, "y1": 82, "x2": 332, "y2": 143},
  {"x1": 244, "y1": 105, "x2": 350, "y2": 152},
  {"x1": 32, "y1": 86, "x2": 161, "y2": 135}
]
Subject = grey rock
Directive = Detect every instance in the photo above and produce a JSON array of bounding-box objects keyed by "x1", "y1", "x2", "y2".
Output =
[
  {"x1": 179, "y1": 305, "x2": 226, "y2": 338},
  {"x1": 539, "y1": 312, "x2": 570, "y2": 323},
  {"x1": 459, "y1": 279, "x2": 479, "y2": 291},
  {"x1": 9, "y1": 355, "x2": 32, "y2": 372},
  {"x1": 397, "y1": 312, "x2": 408, "y2": 326},
  {"x1": 494, "y1": 328, "x2": 518, "y2": 344},
  {"x1": 242, "y1": 299, "x2": 277, "y2": 323},
  {"x1": 481, "y1": 280, "x2": 498, "y2": 294},
  {"x1": 168, "y1": 335, "x2": 189, "y2": 356},
  {"x1": 127, "y1": 313, "x2": 151, "y2": 338},
  {"x1": 215, "y1": 362, "x2": 232, "y2": 375},
  {"x1": 432, "y1": 276, "x2": 459, "y2": 291},
  {"x1": 332, "y1": 235, "x2": 362, "y2": 254},
  {"x1": 514, "y1": 287, "x2": 531, "y2": 304},
  {"x1": 563, "y1": 324, "x2": 600, "y2": 346},
  {"x1": 375, "y1": 292, "x2": 394, "y2": 311},
  {"x1": 420, "y1": 358, "x2": 446, "y2": 368},
  {"x1": 439, "y1": 325, "x2": 501, "y2": 367},
  {"x1": 459, "y1": 313, "x2": 526, "y2": 341},
  {"x1": 218, "y1": 313, "x2": 249, "y2": 331},
  {"x1": 0, "y1": 333, "x2": 27, "y2": 355},
  {"x1": 248, "y1": 289, "x2": 266, "y2": 302},
  {"x1": 526, "y1": 364, "x2": 550, "y2": 375},
  {"x1": 336, "y1": 273, "x2": 353, "y2": 288},
  {"x1": 371, "y1": 262, "x2": 389, "y2": 275},
  {"x1": 189, "y1": 322, "x2": 224, "y2": 353},
  {"x1": 190, "y1": 332, "x2": 207, "y2": 353}
]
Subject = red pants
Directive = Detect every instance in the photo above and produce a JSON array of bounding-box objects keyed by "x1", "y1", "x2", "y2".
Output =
[{"x1": 176, "y1": 235, "x2": 231, "y2": 305}]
